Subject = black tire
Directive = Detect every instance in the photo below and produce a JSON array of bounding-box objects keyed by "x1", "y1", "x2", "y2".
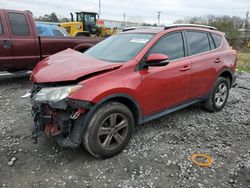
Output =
[
  {"x1": 203, "y1": 77, "x2": 230, "y2": 112},
  {"x1": 83, "y1": 101, "x2": 134, "y2": 159}
]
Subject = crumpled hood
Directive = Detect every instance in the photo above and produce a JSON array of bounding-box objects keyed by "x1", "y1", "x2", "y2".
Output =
[{"x1": 31, "y1": 49, "x2": 123, "y2": 83}]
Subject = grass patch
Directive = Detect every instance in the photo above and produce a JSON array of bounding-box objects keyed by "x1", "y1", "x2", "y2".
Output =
[{"x1": 237, "y1": 50, "x2": 250, "y2": 73}]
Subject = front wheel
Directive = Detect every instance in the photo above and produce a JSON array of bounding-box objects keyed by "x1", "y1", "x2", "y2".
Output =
[
  {"x1": 83, "y1": 101, "x2": 134, "y2": 159},
  {"x1": 203, "y1": 77, "x2": 230, "y2": 112}
]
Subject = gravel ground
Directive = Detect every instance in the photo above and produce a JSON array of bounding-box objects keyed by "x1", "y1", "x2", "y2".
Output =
[{"x1": 0, "y1": 73, "x2": 249, "y2": 188}]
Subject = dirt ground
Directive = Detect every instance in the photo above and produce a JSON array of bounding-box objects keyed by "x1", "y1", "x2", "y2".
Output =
[{"x1": 0, "y1": 72, "x2": 249, "y2": 188}]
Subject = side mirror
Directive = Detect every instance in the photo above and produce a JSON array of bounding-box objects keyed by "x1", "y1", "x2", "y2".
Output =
[{"x1": 144, "y1": 53, "x2": 170, "y2": 67}]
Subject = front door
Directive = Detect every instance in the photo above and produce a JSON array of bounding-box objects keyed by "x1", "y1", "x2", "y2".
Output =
[
  {"x1": 0, "y1": 11, "x2": 13, "y2": 71},
  {"x1": 140, "y1": 32, "x2": 191, "y2": 116}
]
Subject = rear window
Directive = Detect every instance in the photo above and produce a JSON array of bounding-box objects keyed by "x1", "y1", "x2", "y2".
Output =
[
  {"x1": 211, "y1": 33, "x2": 222, "y2": 48},
  {"x1": 186, "y1": 31, "x2": 210, "y2": 56},
  {"x1": 0, "y1": 18, "x2": 3, "y2": 35},
  {"x1": 8, "y1": 13, "x2": 30, "y2": 36}
]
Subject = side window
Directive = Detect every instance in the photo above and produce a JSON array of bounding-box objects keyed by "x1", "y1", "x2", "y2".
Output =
[
  {"x1": 0, "y1": 18, "x2": 3, "y2": 35},
  {"x1": 8, "y1": 13, "x2": 30, "y2": 36},
  {"x1": 52, "y1": 29, "x2": 64, "y2": 36},
  {"x1": 211, "y1": 33, "x2": 222, "y2": 48},
  {"x1": 208, "y1": 34, "x2": 215, "y2": 50},
  {"x1": 186, "y1": 31, "x2": 210, "y2": 56},
  {"x1": 150, "y1": 32, "x2": 185, "y2": 61}
]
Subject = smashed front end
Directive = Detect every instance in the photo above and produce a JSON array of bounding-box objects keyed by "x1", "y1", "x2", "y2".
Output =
[{"x1": 30, "y1": 84, "x2": 92, "y2": 148}]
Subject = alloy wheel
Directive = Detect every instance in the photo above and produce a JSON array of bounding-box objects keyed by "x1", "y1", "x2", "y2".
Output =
[
  {"x1": 214, "y1": 82, "x2": 228, "y2": 107},
  {"x1": 98, "y1": 113, "x2": 129, "y2": 150}
]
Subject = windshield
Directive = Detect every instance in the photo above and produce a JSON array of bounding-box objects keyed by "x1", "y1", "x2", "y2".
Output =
[
  {"x1": 84, "y1": 33, "x2": 154, "y2": 62},
  {"x1": 84, "y1": 14, "x2": 96, "y2": 24}
]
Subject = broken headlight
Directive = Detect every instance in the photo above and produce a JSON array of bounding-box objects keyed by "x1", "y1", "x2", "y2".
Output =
[{"x1": 34, "y1": 85, "x2": 83, "y2": 103}]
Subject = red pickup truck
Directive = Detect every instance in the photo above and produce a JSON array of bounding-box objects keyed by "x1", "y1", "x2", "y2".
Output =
[{"x1": 0, "y1": 9, "x2": 102, "y2": 72}]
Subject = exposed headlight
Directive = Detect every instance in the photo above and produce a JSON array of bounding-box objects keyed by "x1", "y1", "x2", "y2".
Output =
[{"x1": 34, "y1": 85, "x2": 82, "y2": 102}]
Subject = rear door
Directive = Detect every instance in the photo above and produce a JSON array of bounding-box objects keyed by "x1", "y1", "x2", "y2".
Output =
[
  {"x1": 6, "y1": 11, "x2": 39, "y2": 70},
  {"x1": 185, "y1": 30, "x2": 218, "y2": 99},
  {"x1": 0, "y1": 10, "x2": 13, "y2": 71}
]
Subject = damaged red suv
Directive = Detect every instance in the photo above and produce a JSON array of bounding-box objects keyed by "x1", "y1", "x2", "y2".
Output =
[{"x1": 30, "y1": 24, "x2": 237, "y2": 158}]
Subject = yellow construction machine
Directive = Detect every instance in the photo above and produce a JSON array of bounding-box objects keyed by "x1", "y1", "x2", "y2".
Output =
[{"x1": 59, "y1": 11, "x2": 117, "y2": 37}]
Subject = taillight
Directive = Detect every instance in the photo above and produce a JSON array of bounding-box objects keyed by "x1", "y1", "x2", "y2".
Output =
[
  {"x1": 230, "y1": 49, "x2": 237, "y2": 71},
  {"x1": 231, "y1": 49, "x2": 237, "y2": 56}
]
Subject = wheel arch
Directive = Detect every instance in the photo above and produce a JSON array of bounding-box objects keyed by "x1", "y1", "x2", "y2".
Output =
[
  {"x1": 92, "y1": 94, "x2": 142, "y2": 126},
  {"x1": 81, "y1": 93, "x2": 143, "y2": 136},
  {"x1": 103, "y1": 96, "x2": 142, "y2": 126},
  {"x1": 217, "y1": 68, "x2": 234, "y2": 87}
]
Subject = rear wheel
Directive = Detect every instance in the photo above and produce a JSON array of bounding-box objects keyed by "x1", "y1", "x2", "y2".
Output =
[
  {"x1": 203, "y1": 77, "x2": 230, "y2": 112},
  {"x1": 83, "y1": 101, "x2": 134, "y2": 158}
]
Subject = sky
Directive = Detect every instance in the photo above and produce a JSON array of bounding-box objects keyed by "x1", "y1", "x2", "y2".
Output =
[{"x1": 0, "y1": 0, "x2": 249, "y2": 24}]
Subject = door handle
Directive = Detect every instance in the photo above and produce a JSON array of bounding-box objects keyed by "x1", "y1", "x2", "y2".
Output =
[
  {"x1": 214, "y1": 58, "x2": 221, "y2": 63},
  {"x1": 180, "y1": 65, "x2": 191, "y2": 71},
  {"x1": 3, "y1": 40, "x2": 11, "y2": 49}
]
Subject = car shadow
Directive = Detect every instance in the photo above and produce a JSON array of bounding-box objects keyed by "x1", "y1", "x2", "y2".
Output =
[
  {"x1": 0, "y1": 71, "x2": 31, "y2": 84},
  {"x1": 0, "y1": 75, "x2": 31, "y2": 89}
]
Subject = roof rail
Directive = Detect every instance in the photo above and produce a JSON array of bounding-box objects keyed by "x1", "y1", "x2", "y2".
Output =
[
  {"x1": 122, "y1": 27, "x2": 137, "y2": 32},
  {"x1": 122, "y1": 24, "x2": 217, "y2": 32},
  {"x1": 164, "y1": 24, "x2": 217, "y2": 30},
  {"x1": 122, "y1": 26, "x2": 163, "y2": 32}
]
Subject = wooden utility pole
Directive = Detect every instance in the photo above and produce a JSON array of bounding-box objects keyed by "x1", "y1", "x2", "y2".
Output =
[
  {"x1": 123, "y1": 13, "x2": 126, "y2": 22},
  {"x1": 245, "y1": 11, "x2": 249, "y2": 29},
  {"x1": 243, "y1": 11, "x2": 249, "y2": 39},
  {"x1": 157, "y1": 11, "x2": 161, "y2": 26},
  {"x1": 98, "y1": 0, "x2": 101, "y2": 19}
]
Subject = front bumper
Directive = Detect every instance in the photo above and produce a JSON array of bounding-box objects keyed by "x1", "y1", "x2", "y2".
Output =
[{"x1": 31, "y1": 97, "x2": 92, "y2": 148}]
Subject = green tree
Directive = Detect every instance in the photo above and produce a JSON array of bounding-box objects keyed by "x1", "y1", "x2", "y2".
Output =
[
  {"x1": 35, "y1": 12, "x2": 59, "y2": 22},
  {"x1": 50, "y1": 12, "x2": 59, "y2": 22},
  {"x1": 209, "y1": 21, "x2": 240, "y2": 47},
  {"x1": 60, "y1": 17, "x2": 70, "y2": 22}
]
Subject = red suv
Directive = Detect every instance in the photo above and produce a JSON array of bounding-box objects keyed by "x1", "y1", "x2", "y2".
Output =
[{"x1": 30, "y1": 24, "x2": 237, "y2": 158}]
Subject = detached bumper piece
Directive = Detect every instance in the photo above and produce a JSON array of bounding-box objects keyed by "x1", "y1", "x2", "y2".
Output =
[{"x1": 31, "y1": 99, "x2": 92, "y2": 148}]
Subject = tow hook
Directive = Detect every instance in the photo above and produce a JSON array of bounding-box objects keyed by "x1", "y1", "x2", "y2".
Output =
[{"x1": 70, "y1": 108, "x2": 85, "y2": 120}]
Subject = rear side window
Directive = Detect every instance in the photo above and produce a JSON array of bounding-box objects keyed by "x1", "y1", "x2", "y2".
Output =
[
  {"x1": 186, "y1": 31, "x2": 210, "y2": 56},
  {"x1": 52, "y1": 29, "x2": 64, "y2": 36},
  {"x1": 211, "y1": 33, "x2": 222, "y2": 48},
  {"x1": 150, "y1": 32, "x2": 185, "y2": 61},
  {"x1": 0, "y1": 18, "x2": 3, "y2": 35},
  {"x1": 8, "y1": 13, "x2": 30, "y2": 36}
]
